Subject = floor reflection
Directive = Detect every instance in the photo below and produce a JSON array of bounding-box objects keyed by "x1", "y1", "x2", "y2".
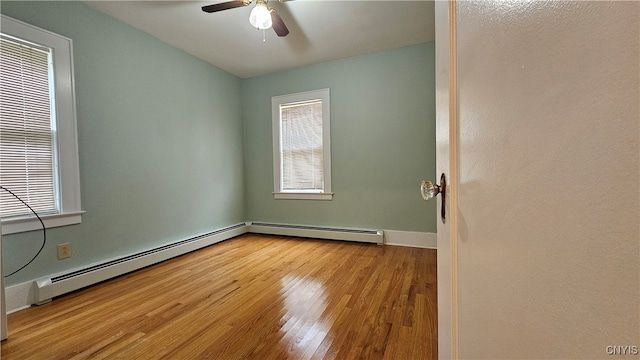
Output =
[{"x1": 278, "y1": 274, "x2": 329, "y2": 355}]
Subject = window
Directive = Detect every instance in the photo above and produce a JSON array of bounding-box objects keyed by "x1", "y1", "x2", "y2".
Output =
[
  {"x1": 272, "y1": 88, "x2": 332, "y2": 200},
  {"x1": 1, "y1": 15, "x2": 82, "y2": 234}
]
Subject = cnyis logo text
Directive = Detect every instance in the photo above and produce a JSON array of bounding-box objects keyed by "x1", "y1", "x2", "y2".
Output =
[{"x1": 606, "y1": 345, "x2": 639, "y2": 356}]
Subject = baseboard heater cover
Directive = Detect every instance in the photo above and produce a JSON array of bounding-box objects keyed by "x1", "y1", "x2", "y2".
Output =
[
  {"x1": 248, "y1": 222, "x2": 383, "y2": 244},
  {"x1": 35, "y1": 223, "x2": 247, "y2": 304}
]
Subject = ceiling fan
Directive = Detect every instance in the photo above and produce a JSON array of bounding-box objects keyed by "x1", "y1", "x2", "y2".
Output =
[{"x1": 202, "y1": 0, "x2": 290, "y2": 38}]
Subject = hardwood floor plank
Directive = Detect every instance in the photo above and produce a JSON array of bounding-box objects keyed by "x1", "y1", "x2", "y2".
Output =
[
  {"x1": 1, "y1": 234, "x2": 437, "y2": 359},
  {"x1": 90, "y1": 332, "x2": 147, "y2": 360}
]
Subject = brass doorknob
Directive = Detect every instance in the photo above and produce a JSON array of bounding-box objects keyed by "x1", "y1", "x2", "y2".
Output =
[{"x1": 421, "y1": 173, "x2": 446, "y2": 222}]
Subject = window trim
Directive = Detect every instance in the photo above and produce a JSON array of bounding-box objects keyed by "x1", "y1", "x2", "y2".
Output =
[
  {"x1": 272, "y1": 88, "x2": 332, "y2": 201},
  {"x1": 1, "y1": 15, "x2": 82, "y2": 235}
]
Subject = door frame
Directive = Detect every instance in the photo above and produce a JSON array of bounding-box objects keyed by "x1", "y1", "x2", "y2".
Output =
[{"x1": 435, "y1": 0, "x2": 459, "y2": 358}]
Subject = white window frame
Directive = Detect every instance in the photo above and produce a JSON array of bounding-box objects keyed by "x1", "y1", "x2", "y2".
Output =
[
  {"x1": 1, "y1": 15, "x2": 83, "y2": 235},
  {"x1": 272, "y1": 88, "x2": 332, "y2": 200}
]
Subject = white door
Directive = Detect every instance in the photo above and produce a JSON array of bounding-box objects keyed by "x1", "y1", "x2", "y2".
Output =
[{"x1": 436, "y1": 1, "x2": 640, "y2": 358}]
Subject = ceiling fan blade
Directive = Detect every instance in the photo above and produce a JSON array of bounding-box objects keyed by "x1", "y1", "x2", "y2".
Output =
[
  {"x1": 270, "y1": 9, "x2": 289, "y2": 37},
  {"x1": 201, "y1": 1, "x2": 250, "y2": 13}
]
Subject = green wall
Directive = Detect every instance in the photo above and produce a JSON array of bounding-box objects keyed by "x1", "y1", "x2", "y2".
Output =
[
  {"x1": 1, "y1": 1, "x2": 436, "y2": 288},
  {"x1": 1, "y1": 2, "x2": 245, "y2": 286},
  {"x1": 243, "y1": 43, "x2": 436, "y2": 232}
]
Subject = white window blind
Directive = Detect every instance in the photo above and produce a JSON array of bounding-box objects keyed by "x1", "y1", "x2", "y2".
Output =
[
  {"x1": 0, "y1": 35, "x2": 57, "y2": 218},
  {"x1": 280, "y1": 100, "x2": 323, "y2": 191}
]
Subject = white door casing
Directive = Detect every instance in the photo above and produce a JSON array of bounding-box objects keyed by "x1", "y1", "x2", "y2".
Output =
[
  {"x1": 436, "y1": 1, "x2": 639, "y2": 358},
  {"x1": 434, "y1": 1, "x2": 456, "y2": 358}
]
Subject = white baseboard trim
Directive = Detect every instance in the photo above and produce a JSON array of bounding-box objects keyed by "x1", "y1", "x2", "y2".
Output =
[
  {"x1": 5, "y1": 223, "x2": 248, "y2": 313},
  {"x1": 247, "y1": 221, "x2": 383, "y2": 244},
  {"x1": 384, "y1": 230, "x2": 437, "y2": 249},
  {"x1": 4, "y1": 223, "x2": 436, "y2": 314},
  {"x1": 34, "y1": 223, "x2": 248, "y2": 305},
  {"x1": 5, "y1": 281, "x2": 33, "y2": 314}
]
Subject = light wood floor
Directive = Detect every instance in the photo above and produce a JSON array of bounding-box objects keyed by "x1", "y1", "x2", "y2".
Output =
[{"x1": 1, "y1": 234, "x2": 437, "y2": 359}]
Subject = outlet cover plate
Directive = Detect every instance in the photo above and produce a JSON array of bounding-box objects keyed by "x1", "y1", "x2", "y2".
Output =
[{"x1": 57, "y1": 243, "x2": 71, "y2": 260}]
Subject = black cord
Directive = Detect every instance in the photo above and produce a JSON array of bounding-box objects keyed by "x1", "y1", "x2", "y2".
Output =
[{"x1": 0, "y1": 186, "x2": 47, "y2": 277}]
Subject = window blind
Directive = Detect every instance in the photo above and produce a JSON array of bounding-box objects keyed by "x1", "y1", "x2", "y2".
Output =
[
  {"x1": 0, "y1": 35, "x2": 57, "y2": 218},
  {"x1": 280, "y1": 100, "x2": 323, "y2": 191}
]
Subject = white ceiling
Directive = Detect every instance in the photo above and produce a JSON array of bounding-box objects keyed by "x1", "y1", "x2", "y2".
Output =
[{"x1": 84, "y1": 0, "x2": 435, "y2": 78}]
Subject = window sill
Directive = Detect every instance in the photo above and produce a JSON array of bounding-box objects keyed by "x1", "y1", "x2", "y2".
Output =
[
  {"x1": 1, "y1": 211, "x2": 84, "y2": 235},
  {"x1": 273, "y1": 192, "x2": 334, "y2": 200}
]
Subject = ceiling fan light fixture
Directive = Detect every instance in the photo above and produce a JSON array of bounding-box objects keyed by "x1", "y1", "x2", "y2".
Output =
[{"x1": 249, "y1": 1, "x2": 272, "y2": 30}]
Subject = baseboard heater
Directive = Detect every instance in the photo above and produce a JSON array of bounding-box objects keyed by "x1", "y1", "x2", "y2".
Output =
[
  {"x1": 248, "y1": 222, "x2": 383, "y2": 245},
  {"x1": 34, "y1": 223, "x2": 248, "y2": 305}
]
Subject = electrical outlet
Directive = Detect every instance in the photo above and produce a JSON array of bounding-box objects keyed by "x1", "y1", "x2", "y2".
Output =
[{"x1": 57, "y1": 243, "x2": 71, "y2": 260}]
